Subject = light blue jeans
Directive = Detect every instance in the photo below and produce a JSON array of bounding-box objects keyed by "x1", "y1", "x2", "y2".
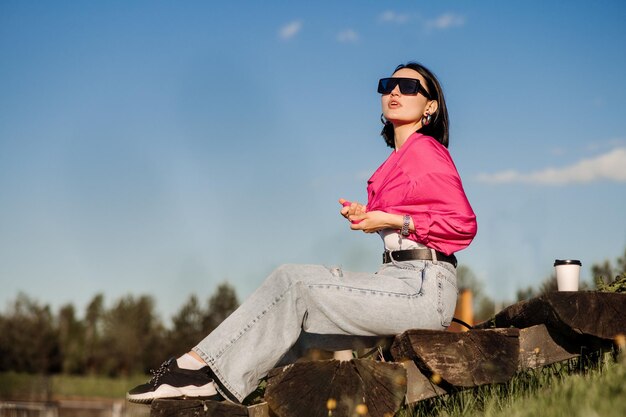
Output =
[{"x1": 192, "y1": 259, "x2": 457, "y2": 401}]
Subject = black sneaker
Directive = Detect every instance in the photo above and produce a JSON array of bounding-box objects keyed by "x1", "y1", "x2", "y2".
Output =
[{"x1": 126, "y1": 357, "x2": 224, "y2": 403}]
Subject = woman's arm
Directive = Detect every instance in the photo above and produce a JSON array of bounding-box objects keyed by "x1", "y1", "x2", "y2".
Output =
[{"x1": 348, "y1": 210, "x2": 414, "y2": 234}]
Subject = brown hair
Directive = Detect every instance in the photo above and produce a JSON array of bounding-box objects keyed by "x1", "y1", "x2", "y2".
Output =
[{"x1": 381, "y1": 62, "x2": 450, "y2": 148}]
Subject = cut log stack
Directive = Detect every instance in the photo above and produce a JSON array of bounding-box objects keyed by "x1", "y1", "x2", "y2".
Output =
[
  {"x1": 265, "y1": 359, "x2": 406, "y2": 417},
  {"x1": 150, "y1": 292, "x2": 626, "y2": 417}
]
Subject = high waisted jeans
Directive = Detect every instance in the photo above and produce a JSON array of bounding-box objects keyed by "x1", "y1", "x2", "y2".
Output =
[{"x1": 192, "y1": 259, "x2": 458, "y2": 401}]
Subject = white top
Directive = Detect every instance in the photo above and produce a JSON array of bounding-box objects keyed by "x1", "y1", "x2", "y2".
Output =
[{"x1": 378, "y1": 229, "x2": 428, "y2": 251}]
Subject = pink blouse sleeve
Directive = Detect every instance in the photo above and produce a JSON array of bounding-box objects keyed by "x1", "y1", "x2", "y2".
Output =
[
  {"x1": 405, "y1": 172, "x2": 476, "y2": 255},
  {"x1": 387, "y1": 138, "x2": 477, "y2": 255}
]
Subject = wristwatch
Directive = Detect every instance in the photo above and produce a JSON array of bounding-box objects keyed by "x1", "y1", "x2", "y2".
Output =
[{"x1": 401, "y1": 214, "x2": 410, "y2": 237}]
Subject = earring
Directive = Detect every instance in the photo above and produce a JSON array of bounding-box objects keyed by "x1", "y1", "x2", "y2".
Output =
[
  {"x1": 422, "y1": 112, "x2": 432, "y2": 126},
  {"x1": 380, "y1": 113, "x2": 387, "y2": 125}
]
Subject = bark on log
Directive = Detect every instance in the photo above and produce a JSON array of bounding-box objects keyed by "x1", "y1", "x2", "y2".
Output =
[
  {"x1": 265, "y1": 359, "x2": 406, "y2": 417},
  {"x1": 401, "y1": 360, "x2": 447, "y2": 404},
  {"x1": 518, "y1": 324, "x2": 580, "y2": 369},
  {"x1": 475, "y1": 292, "x2": 625, "y2": 339},
  {"x1": 246, "y1": 403, "x2": 269, "y2": 417},
  {"x1": 390, "y1": 328, "x2": 519, "y2": 388},
  {"x1": 150, "y1": 399, "x2": 248, "y2": 417}
]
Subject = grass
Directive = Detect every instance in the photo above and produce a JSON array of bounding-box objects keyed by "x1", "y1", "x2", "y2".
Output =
[
  {"x1": 0, "y1": 372, "x2": 148, "y2": 400},
  {"x1": 401, "y1": 352, "x2": 626, "y2": 417}
]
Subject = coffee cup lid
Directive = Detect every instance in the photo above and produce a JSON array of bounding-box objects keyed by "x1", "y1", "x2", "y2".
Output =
[{"x1": 554, "y1": 259, "x2": 582, "y2": 266}]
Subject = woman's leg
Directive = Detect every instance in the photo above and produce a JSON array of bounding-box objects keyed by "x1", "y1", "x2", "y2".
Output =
[{"x1": 193, "y1": 260, "x2": 457, "y2": 401}]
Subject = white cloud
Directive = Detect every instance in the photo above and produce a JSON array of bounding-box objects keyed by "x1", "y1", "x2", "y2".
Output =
[
  {"x1": 476, "y1": 147, "x2": 626, "y2": 185},
  {"x1": 426, "y1": 13, "x2": 466, "y2": 30},
  {"x1": 279, "y1": 20, "x2": 302, "y2": 40},
  {"x1": 379, "y1": 10, "x2": 410, "y2": 24},
  {"x1": 337, "y1": 29, "x2": 359, "y2": 43}
]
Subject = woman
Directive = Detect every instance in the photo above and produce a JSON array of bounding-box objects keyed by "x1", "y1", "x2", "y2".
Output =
[{"x1": 127, "y1": 62, "x2": 477, "y2": 404}]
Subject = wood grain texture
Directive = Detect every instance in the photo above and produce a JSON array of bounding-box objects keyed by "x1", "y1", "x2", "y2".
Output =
[
  {"x1": 265, "y1": 359, "x2": 406, "y2": 417},
  {"x1": 475, "y1": 292, "x2": 626, "y2": 342},
  {"x1": 518, "y1": 324, "x2": 579, "y2": 369},
  {"x1": 390, "y1": 328, "x2": 519, "y2": 387}
]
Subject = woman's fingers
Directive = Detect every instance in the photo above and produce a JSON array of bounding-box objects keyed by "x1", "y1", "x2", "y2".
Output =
[
  {"x1": 339, "y1": 198, "x2": 366, "y2": 219},
  {"x1": 339, "y1": 199, "x2": 351, "y2": 217}
]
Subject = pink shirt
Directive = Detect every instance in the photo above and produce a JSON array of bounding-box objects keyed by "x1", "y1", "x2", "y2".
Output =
[{"x1": 367, "y1": 132, "x2": 477, "y2": 255}]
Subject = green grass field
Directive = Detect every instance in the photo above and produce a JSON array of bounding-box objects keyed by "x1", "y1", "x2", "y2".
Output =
[
  {"x1": 478, "y1": 361, "x2": 626, "y2": 417},
  {"x1": 0, "y1": 372, "x2": 147, "y2": 400},
  {"x1": 404, "y1": 354, "x2": 626, "y2": 417}
]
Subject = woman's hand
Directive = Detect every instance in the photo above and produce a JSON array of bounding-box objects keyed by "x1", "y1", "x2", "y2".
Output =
[
  {"x1": 338, "y1": 198, "x2": 366, "y2": 220},
  {"x1": 348, "y1": 210, "x2": 396, "y2": 233},
  {"x1": 339, "y1": 199, "x2": 414, "y2": 234}
]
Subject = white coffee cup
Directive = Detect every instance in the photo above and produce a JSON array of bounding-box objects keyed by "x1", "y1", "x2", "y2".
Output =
[{"x1": 554, "y1": 259, "x2": 582, "y2": 291}]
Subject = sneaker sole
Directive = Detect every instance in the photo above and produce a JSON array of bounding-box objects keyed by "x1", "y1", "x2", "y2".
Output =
[{"x1": 126, "y1": 383, "x2": 219, "y2": 404}]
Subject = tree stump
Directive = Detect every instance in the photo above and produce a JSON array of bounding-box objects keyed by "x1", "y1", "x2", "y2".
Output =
[
  {"x1": 390, "y1": 328, "x2": 519, "y2": 388},
  {"x1": 265, "y1": 359, "x2": 406, "y2": 417},
  {"x1": 475, "y1": 292, "x2": 626, "y2": 343}
]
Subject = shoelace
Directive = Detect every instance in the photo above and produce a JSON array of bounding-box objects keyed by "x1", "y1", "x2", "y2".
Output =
[{"x1": 149, "y1": 358, "x2": 173, "y2": 386}]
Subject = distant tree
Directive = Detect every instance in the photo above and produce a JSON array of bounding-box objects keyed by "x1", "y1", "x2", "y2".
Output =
[
  {"x1": 516, "y1": 274, "x2": 559, "y2": 301},
  {"x1": 456, "y1": 265, "x2": 482, "y2": 294},
  {"x1": 515, "y1": 286, "x2": 536, "y2": 302},
  {"x1": 99, "y1": 295, "x2": 165, "y2": 376},
  {"x1": 456, "y1": 265, "x2": 495, "y2": 322},
  {"x1": 618, "y1": 249, "x2": 626, "y2": 273},
  {"x1": 475, "y1": 297, "x2": 496, "y2": 323},
  {"x1": 592, "y1": 260, "x2": 614, "y2": 286},
  {"x1": 0, "y1": 281, "x2": 241, "y2": 376},
  {"x1": 203, "y1": 283, "x2": 239, "y2": 333},
  {"x1": 84, "y1": 293, "x2": 105, "y2": 374},
  {"x1": 0, "y1": 293, "x2": 61, "y2": 373},
  {"x1": 592, "y1": 247, "x2": 626, "y2": 292},
  {"x1": 162, "y1": 284, "x2": 240, "y2": 364},
  {"x1": 58, "y1": 303, "x2": 86, "y2": 374},
  {"x1": 166, "y1": 295, "x2": 206, "y2": 358},
  {"x1": 592, "y1": 247, "x2": 626, "y2": 287}
]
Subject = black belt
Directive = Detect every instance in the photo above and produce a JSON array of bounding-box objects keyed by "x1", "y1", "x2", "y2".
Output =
[{"x1": 383, "y1": 249, "x2": 457, "y2": 267}]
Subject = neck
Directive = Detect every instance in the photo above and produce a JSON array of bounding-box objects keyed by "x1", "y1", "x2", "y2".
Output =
[{"x1": 393, "y1": 122, "x2": 421, "y2": 150}]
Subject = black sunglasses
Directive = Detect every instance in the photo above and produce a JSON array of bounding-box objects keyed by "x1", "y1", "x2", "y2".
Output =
[{"x1": 377, "y1": 77, "x2": 432, "y2": 99}]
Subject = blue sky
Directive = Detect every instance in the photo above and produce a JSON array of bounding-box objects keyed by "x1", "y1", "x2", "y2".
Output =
[{"x1": 1, "y1": 1, "x2": 625, "y2": 322}]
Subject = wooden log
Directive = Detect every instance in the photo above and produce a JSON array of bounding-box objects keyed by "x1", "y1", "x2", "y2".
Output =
[
  {"x1": 246, "y1": 403, "x2": 269, "y2": 417},
  {"x1": 265, "y1": 359, "x2": 406, "y2": 417},
  {"x1": 518, "y1": 324, "x2": 579, "y2": 369},
  {"x1": 401, "y1": 360, "x2": 447, "y2": 404},
  {"x1": 474, "y1": 292, "x2": 626, "y2": 342},
  {"x1": 390, "y1": 328, "x2": 519, "y2": 388},
  {"x1": 150, "y1": 399, "x2": 248, "y2": 417}
]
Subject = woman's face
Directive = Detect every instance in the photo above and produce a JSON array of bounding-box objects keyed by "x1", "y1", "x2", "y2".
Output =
[{"x1": 381, "y1": 68, "x2": 433, "y2": 126}]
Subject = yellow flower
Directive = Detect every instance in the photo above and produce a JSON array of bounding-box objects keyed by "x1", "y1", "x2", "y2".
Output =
[
  {"x1": 326, "y1": 398, "x2": 337, "y2": 410},
  {"x1": 355, "y1": 403, "x2": 368, "y2": 415}
]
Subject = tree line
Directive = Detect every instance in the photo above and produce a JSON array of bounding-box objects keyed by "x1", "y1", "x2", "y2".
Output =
[{"x1": 0, "y1": 283, "x2": 238, "y2": 376}]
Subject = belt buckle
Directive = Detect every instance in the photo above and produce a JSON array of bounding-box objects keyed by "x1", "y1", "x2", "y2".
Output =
[{"x1": 383, "y1": 250, "x2": 395, "y2": 263}]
